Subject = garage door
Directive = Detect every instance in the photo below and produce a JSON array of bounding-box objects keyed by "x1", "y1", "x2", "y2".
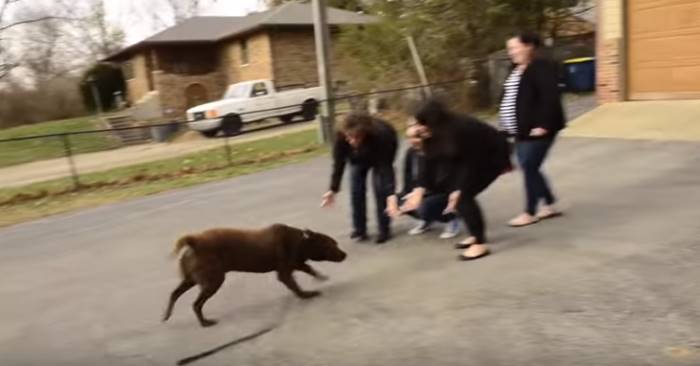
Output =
[{"x1": 627, "y1": 0, "x2": 700, "y2": 100}]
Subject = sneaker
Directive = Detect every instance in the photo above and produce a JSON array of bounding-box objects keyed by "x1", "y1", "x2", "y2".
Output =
[
  {"x1": 375, "y1": 232, "x2": 392, "y2": 244},
  {"x1": 350, "y1": 231, "x2": 369, "y2": 242},
  {"x1": 408, "y1": 221, "x2": 431, "y2": 235},
  {"x1": 439, "y1": 219, "x2": 461, "y2": 239}
]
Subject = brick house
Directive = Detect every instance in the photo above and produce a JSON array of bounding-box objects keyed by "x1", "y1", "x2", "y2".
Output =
[
  {"x1": 597, "y1": 0, "x2": 700, "y2": 104},
  {"x1": 104, "y1": 3, "x2": 373, "y2": 118}
]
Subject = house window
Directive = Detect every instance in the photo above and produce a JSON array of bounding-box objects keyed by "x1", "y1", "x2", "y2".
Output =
[{"x1": 240, "y1": 38, "x2": 249, "y2": 65}]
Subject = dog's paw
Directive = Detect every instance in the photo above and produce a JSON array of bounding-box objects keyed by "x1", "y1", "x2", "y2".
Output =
[
  {"x1": 200, "y1": 319, "x2": 218, "y2": 327},
  {"x1": 300, "y1": 291, "x2": 322, "y2": 299}
]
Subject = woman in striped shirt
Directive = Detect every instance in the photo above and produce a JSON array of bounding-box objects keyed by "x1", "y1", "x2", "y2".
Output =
[{"x1": 499, "y1": 31, "x2": 566, "y2": 227}]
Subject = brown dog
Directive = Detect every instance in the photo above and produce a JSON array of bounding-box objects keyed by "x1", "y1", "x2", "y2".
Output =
[{"x1": 162, "y1": 224, "x2": 347, "y2": 327}]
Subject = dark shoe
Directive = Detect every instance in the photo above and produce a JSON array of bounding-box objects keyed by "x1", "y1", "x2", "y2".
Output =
[
  {"x1": 351, "y1": 231, "x2": 368, "y2": 242},
  {"x1": 375, "y1": 232, "x2": 391, "y2": 244},
  {"x1": 458, "y1": 250, "x2": 491, "y2": 261}
]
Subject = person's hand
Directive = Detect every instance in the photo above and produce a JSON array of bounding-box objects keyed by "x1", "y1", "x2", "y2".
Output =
[
  {"x1": 386, "y1": 195, "x2": 401, "y2": 218},
  {"x1": 530, "y1": 127, "x2": 548, "y2": 137},
  {"x1": 321, "y1": 191, "x2": 335, "y2": 208},
  {"x1": 443, "y1": 190, "x2": 461, "y2": 214},
  {"x1": 399, "y1": 188, "x2": 424, "y2": 213}
]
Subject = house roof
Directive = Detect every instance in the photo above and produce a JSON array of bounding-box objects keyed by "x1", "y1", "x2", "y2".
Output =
[{"x1": 105, "y1": 2, "x2": 375, "y2": 61}]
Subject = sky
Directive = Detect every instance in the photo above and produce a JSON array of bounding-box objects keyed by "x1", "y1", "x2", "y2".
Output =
[{"x1": 103, "y1": 0, "x2": 265, "y2": 45}]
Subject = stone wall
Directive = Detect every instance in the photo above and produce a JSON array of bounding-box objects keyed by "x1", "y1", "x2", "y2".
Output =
[
  {"x1": 268, "y1": 28, "x2": 343, "y2": 88},
  {"x1": 152, "y1": 70, "x2": 227, "y2": 118},
  {"x1": 219, "y1": 32, "x2": 274, "y2": 85}
]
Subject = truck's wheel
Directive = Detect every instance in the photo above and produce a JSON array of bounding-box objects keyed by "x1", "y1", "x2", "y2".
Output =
[
  {"x1": 279, "y1": 114, "x2": 295, "y2": 124},
  {"x1": 200, "y1": 129, "x2": 219, "y2": 138},
  {"x1": 301, "y1": 99, "x2": 319, "y2": 121},
  {"x1": 221, "y1": 114, "x2": 243, "y2": 136}
]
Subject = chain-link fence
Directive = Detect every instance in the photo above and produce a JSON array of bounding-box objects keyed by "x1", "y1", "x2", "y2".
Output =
[{"x1": 0, "y1": 79, "x2": 479, "y2": 204}]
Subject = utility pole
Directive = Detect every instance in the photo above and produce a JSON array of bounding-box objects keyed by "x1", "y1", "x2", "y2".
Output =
[
  {"x1": 312, "y1": 0, "x2": 335, "y2": 144},
  {"x1": 406, "y1": 36, "x2": 432, "y2": 98}
]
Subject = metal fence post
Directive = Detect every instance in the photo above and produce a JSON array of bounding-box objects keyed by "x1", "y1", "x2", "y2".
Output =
[{"x1": 60, "y1": 134, "x2": 81, "y2": 190}]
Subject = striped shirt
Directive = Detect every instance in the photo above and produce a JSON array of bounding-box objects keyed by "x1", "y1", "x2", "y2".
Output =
[{"x1": 499, "y1": 69, "x2": 522, "y2": 135}]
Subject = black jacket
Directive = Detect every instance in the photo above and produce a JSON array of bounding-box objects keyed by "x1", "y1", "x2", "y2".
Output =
[
  {"x1": 509, "y1": 58, "x2": 566, "y2": 140},
  {"x1": 400, "y1": 147, "x2": 421, "y2": 197},
  {"x1": 401, "y1": 147, "x2": 455, "y2": 197},
  {"x1": 419, "y1": 114, "x2": 510, "y2": 193},
  {"x1": 329, "y1": 118, "x2": 397, "y2": 193}
]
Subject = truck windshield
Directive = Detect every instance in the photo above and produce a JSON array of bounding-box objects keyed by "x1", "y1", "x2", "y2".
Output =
[{"x1": 223, "y1": 84, "x2": 248, "y2": 99}]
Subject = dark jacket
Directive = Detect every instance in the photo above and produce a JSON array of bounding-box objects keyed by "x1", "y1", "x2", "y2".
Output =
[
  {"x1": 329, "y1": 118, "x2": 397, "y2": 193},
  {"x1": 509, "y1": 58, "x2": 566, "y2": 140},
  {"x1": 400, "y1": 147, "x2": 455, "y2": 197},
  {"x1": 417, "y1": 112, "x2": 510, "y2": 193},
  {"x1": 400, "y1": 147, "x2": 421, "y2": 197}
]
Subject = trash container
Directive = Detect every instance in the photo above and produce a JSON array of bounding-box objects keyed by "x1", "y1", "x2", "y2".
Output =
[
  {"x1": 150, "y1": 121, "x2": 179, "y2": 142},
  {"x1": 563, "y1": 57, "x2": 596, "y2": 92}
]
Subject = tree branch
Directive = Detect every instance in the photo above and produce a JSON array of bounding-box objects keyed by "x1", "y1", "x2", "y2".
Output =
[{"x1": 0, "y1": 16, "x2": 60, "y2": 32}]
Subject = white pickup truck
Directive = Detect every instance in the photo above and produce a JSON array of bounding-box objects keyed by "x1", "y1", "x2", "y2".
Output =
[{"x1": 186, "y1": 79, "x2": 322, "y2": 137}]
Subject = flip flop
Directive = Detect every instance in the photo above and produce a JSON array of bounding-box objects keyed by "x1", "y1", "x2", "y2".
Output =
[
  {"x1": 454, "y1": 237, "x2": 478, "y2": 249},
  {"x1": 537, "y1": 211, "x2": 564, "y2": 220},
  {"x1": 458, "y1": 250, "x2": 491, "y2": 261},
  {"x1": 508, "y1": 217, "x2": 540, "y2": 227}
]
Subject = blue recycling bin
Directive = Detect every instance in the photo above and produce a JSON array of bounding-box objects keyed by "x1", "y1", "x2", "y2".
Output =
[{"x1": 563, "y1": 57, "x2": 596, "y2": 92}]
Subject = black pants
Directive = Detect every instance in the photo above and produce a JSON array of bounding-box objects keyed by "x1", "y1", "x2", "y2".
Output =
[
  {"x1": 350, "y1": 164, "x2": 391, "y2": 236},
  {"x1": 401, "y1": 193, "x2": 455, "y2": 224},
  {"x1": 515, "y1": 138, "x2": 556, "y2": 215},
  {"x1": 457, "y1": 165, "x2": 503, "y2": 244}
]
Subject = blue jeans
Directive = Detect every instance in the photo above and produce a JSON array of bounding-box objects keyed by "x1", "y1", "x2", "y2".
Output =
[
  {"x1": 350, "y1": 164, "x2": 391, "y2": 236},
  {"x1": 515, "y1": 138, "x2": 556, "y2": 215},
  {"x1": 402, "y1": 193, "x2": 455, "y2": 224}
]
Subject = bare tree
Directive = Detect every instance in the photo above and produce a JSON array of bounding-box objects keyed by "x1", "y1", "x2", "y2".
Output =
[
  {"x1": 54, "y1": 0, "x2": 125, "y2": 62},
  {"x1": 0, "y1": 0, "x2": 57, "y2": 80}
]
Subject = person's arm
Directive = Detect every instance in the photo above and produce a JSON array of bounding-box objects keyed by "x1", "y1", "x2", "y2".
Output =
[
  {"x1": 379, "y1": 127, "x2": 398, "y2": 196},
  {"x1": 400, "y1": 148, "x2": 415, "y2": 197},
  {"x1": 329, "y1": 137, "x2": 349, "y2": 193},
  {"x1": 532, "y1": 60, "x2": 561, "y2": 133},
  {"x1": 450, "y1": 158, "x2": 469, "y2": 193}
]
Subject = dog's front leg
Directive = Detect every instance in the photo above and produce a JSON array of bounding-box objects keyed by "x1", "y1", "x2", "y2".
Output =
[
  {"x1": 298, "y1": 263, "x2": 329, "y2": 282},
  {"x1": 277, "y1": 270, "x2": 320, "y2": 299}
]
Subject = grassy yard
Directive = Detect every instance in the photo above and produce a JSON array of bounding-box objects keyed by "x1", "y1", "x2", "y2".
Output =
[
  {"x1": 0, "y1": 129, "x2": 326, "y2": 227},
  {"x1": 0, "y1": 116, "x2": 121, "y2": 168}
]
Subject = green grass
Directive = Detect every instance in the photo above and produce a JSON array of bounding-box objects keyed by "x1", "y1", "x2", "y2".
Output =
[
  {"x1": 0, "y1": 116, "x2": 122, "y2": 168},
  {"x1": 0, "y1": 129, "x2": 327, "y2": 227}
]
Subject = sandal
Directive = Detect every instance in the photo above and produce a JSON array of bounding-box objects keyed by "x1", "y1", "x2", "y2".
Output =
[
  {"x1": 508, "y1": 213, "x2": 540, "y2": 227},
  {"x1": 454, "y1": 236, "x2": 478, "y2": 249},
  {"x1": 536, "y1": 208, "x2": 563, "y2": 220},
  {"x1": 458, "y1": 249, "x2": 491, "y2": 261}
]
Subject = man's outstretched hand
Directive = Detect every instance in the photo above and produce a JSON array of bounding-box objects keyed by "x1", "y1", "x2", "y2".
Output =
[{"x1": 321, "y1": 191, "x2": 335, "y2": 208}]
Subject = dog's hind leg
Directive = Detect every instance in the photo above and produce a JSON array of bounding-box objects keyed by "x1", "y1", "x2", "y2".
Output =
[
  {"x1": 192, "y1": 273, "x2": 224, "y2": 327},
  {"x1": 163, "y1": 278, "x2": 195, "y2": 322}
]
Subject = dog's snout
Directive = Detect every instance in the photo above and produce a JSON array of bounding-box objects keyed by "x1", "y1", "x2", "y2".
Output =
[{"x1": 334, "y1": 250, "x2": 347, "y2": 262}]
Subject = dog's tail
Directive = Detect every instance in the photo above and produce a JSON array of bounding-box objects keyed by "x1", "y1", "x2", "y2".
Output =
[{"x1": 171, "y1": 235, "x2": 196, "y2": 258}]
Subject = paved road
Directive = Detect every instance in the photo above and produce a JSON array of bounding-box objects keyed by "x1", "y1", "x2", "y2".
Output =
[{"x1": 1, "y1": 136, "x2": 699, "y2": 366}]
